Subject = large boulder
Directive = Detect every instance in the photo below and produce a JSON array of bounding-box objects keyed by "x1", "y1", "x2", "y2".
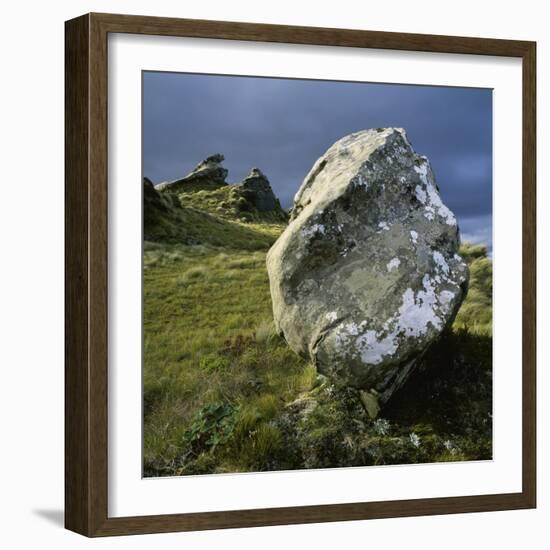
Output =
[{"x1": 266, "y1": 128, "x2": 468, "y2": 416}]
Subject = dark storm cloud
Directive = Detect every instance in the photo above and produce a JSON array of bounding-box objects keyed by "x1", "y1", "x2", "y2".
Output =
[{"x1": 143, "y1": 72, "x2": 492, "y2": 247}]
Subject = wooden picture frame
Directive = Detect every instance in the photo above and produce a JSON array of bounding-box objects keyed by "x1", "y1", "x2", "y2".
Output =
[{"x1": 65, "y1": 12, "x2": 536, "y2": 537}]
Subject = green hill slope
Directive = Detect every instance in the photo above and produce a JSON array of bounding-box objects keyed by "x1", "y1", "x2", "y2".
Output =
[{"x1": 144, "y1": 177, "x2": 283, "y2": 248}]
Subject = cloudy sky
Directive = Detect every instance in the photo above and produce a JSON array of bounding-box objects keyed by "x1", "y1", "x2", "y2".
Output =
[{"x1": 143, "y1": 72, "x2": 492, "y2": 249}]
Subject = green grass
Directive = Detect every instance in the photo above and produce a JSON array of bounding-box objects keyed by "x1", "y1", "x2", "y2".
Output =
[
  {"x1": 143, "y1": 213, "x2": 493, "y2": 475},
  {"x1": 144, "y1": 198, "x2": 283, "y2": 249},
  {"x1": 176, "y1": 184, "x2": 288, "y2": 224},
  {"x1": 143, "y1": 232, "x2": 319, "y2": 475},
  {"x1": 453, "y1": 242, "x2": 492, "y2": 336}
]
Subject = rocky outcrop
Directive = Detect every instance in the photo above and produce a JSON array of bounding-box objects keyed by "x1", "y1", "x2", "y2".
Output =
[
  {"x1": 147, "y1": 154, "x2": 288, "y2": 226},
  {"x1": 266, "y1": 128, "x2": 468, "y2": 415},
  {"x1": 156, "y1": 154, "x2": 228, "y2": 193},
  {"x1": 236, "y1": 168, "x2": 280, "y2": 212},
  {"x1": 143, "y1": 176, "x2": 185, "y2": 241},
  {"x1": 144, "y1": 176, "x2": 180, "y2": 213}
]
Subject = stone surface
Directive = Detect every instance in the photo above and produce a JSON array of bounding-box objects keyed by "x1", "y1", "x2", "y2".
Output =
[
  {"x1": 156, "y1": 153, "x2": 228, "y2": 192},
  {"x1": 144, "y1": 176, "x2": 172, "y2": 216},
  {"x1": 143, "y1": 176, "x2": 185, "y2": 242},
  {"x1": 236, "y1": 168, "x2": 280, "y2": 212},
  {"x1": 266, "y1": 128, "x2": 468, "y2": 411}
]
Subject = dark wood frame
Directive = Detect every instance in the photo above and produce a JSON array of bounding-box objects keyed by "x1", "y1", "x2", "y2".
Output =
[{"x1": 65, "y1": 12, "x2": 537, "y2": 537}]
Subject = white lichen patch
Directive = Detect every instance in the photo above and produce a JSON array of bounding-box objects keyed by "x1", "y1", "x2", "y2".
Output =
[
  {"x1": 333, "y1": 274, "x2": 449, "y2": 366},
  {"x1": 378, "y1": 221, "x2": 391, "y2": 231},
  {"x1": 333, "y1": 320, "x2": 365, "y2": 352},
  {"x1": 301, "y1": 223, "x2": 325, "y2": 239},
  {"x1": 355, "y1": 329, "x2": 399, "y2": 365},
  {"x1": 325, "y1": 311, "x2": 338, "y2": 323},
  {"x1": 426, "y1": 185, "x2": 456, "y2": 225},
  {"x1": 414, "y1": 162, "x2": 456, "y2": 226},
  {"x1": 433, "y1": 251, "x2": 450, "y2": 276},
  {"x1": 396, "y1": 276, "x2": 443, "y2": 337},
  {"x1": 439, "y1": 290, "x2": 455, "y2": 307},
  {"x1": 410, "y1": 230, "x2": 418, "y2": 244},
  {"x1": 386, "y1": 257, "x2": 401, "y2": 272},
  {"x1": 424, "y1": 210, "x2": 435, "y2": 221},
  {"x1": 414, "y1": 164, "x2": 428, "y2": 180},
  {"x1": 415, "y1": 185, "x2": 427, "y2": 204},
  {"x1": 342, "y1": 321, "x2": 365, "y2": 336}
]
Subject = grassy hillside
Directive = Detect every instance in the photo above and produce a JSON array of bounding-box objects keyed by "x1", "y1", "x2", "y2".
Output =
[
  {"x1": 143, "y1": 235, "x2": 314, "y2": 475},
  {"x1": 143, "y1": 186, "x2": 492, "y2": 476},
  {"x1": 144, "y1": 178, "x2": 283, "y2": 247},
  {"x1": 175, "y1": 184, "x2": 288, "y2": 224}
]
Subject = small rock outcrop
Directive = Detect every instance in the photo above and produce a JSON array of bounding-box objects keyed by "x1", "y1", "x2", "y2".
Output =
[
  {"x1": 143, "y1": 177, "x2": 185, "y2": 242},
  {"x1": 144, "y1": 176, "x2": 180, "y2": 214},
  {"x1": 156, "y1": 154, "x2": 228, "y2": 192},
  {"x1": 237, "y1": 168, "x2": 280, "y2": 212},
  {"x1": 266, "y1": 128, "x2": 468, "y2": 415}
]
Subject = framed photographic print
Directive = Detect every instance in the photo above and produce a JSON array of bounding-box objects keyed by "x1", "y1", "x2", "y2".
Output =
[{"x1": 65, "y1": 12, "x2": 536, "y2": 537}]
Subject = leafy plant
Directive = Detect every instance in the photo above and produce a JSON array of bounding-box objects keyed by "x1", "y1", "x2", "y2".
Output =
[{"x1": 183, "y1": 401, "x2": 239, "y2": 455}]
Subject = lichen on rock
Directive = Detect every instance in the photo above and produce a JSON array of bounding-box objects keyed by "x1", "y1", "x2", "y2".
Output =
[{"x1": 266, "y1": 128, "x2": 469, "y2": 414}]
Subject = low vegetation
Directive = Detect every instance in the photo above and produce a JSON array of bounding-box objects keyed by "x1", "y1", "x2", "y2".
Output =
[
  {"x1": 143, "y1": 235, "x2": 316, "y2": 475},
  {"x1": 453, "y1": 242, "x2": 492, "y2": 335},
  {"x1": 175, "y1": 184, "x2": 288, "y2": 224}
]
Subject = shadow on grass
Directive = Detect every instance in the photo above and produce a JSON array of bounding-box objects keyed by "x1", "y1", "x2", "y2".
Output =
[{"x1": 384, "y1": 329, "x2": 493, "y2": 453}]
